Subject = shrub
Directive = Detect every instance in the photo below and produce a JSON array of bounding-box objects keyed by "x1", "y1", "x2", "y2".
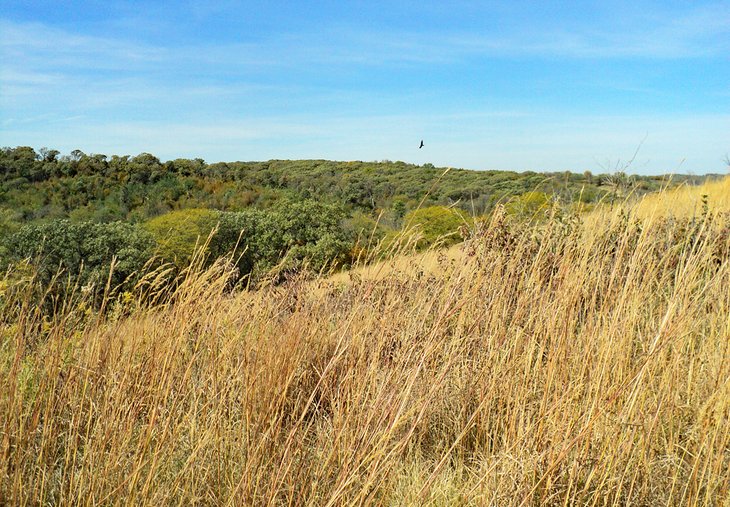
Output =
[
  {"x1": 143, "y1": 209, "x2": 220, "y2": 266},
  {"x1": 267, "y1": 200, "x2": 353, "y2": 273},
  {"x1": 403, "y1": 205, "x2": 471, "y2": 249},
  {"x1": 144, "y1": 201, "x2": 354, "y2": 280},
  {"x1": 505, "y1": 191, "x2": 552, "y2": 222},
  {"x1": 2, "y1": 220, "x2": 155, "y2": 293}
]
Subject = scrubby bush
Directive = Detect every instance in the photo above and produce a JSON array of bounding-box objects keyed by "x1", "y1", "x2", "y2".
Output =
[
  {"x1": 403, "y1": 205, "x2": 471, "y2": 249},
  {"x1": 505, "y1": 191, "x2": 552, "y2": 222},
  {"x1": 269, "y1": 200, "x2": 353, "y2": 273},
  {"x1": 2, "y1": 220, "x2": 155, "y2": 294},
  {"x1": 143, "y1": 208, "x2": 220, "y2": 266},
  {"x1": 143, "y1": 200, "x2": 354, "y2": 281}
]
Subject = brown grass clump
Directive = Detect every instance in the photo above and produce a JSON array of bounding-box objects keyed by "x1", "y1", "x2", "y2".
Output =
[{"x1": 1, "y1": 197, "x2": 729, "y2": 505}]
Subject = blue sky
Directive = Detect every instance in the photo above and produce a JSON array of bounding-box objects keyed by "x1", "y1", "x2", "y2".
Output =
[{"x1": 1, "y1": 1, "x2": 728, "y2": 174}]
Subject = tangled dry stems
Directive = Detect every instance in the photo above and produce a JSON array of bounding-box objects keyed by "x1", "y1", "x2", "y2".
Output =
[{"x1": 1, "y1": 202, "x2": 729, "y2": 506}]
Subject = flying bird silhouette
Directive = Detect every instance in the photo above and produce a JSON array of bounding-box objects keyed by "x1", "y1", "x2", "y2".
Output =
[{"x1": 419, "y1": 140, "x2": 424, "y2": 149}]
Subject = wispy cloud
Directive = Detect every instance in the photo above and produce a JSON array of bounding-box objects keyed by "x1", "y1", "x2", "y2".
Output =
[
  {"x1": 0, "y1": 20, "x2": 165, "y2": 70},
  {"x1": 3, "y1": 2, "x2": 728, "y2": 88},
  {"x1": 2, "y1": 1, "x2": 728, "y2": 112},
  {"x1": 1, "y1": 2, "x2": 728, "y2": 174}
]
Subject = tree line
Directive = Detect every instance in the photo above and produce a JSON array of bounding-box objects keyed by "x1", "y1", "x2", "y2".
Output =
[
  {"x1": 3, "y1": 145, "x2": 704, "y2": 226},
  {"x1": 1, "y1": 146, "x2": 718, "y2": 300}
]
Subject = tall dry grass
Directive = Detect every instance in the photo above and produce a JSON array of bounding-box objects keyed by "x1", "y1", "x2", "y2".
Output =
[
  {"x1": 583, "y1": 175, "x2": 730, "y2": 224},
  {"x1": 1, "y1": 197, "x2": 729, "y2": 505},
  {"x1": 631, "y1": 176, "x2": 730, "y2": 219}
]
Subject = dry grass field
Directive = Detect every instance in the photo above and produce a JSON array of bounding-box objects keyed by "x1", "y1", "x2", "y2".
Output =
[
  {"x1": 631, "y1": 176, "x2": 730, "y2": 219},
  {"x1": 1, "y1": 179, "x2": 729, "y2": 505}
]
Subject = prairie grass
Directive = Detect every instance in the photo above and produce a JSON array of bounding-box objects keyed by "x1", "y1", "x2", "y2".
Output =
[
  {"x1": 631, "y1": 175, "x2": 730, "y2": 219},
  {"x1": 1, "y1": 187, "x2": 729, "y2": 505},
  {"x1": 584, "y1": 175, "x2": 730, "y2": 223}
]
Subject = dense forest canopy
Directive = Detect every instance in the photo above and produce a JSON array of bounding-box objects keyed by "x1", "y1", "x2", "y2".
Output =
[{"x1": 0, "y1": 145, "x2": 722, "y2": 294}]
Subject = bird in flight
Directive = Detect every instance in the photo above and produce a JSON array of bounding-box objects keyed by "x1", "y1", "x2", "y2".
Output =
[{"x1": 419, "y1": 140, "x2": 424, "y2": 149}]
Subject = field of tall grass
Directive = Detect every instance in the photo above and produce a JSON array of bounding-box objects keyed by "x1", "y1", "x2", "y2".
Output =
[
  {"x1": 2, "y1": 180, "x2": 729, "y2": 505},
  {"x1": 631, "y1": 175, "x2": 730, "y2": 219}
]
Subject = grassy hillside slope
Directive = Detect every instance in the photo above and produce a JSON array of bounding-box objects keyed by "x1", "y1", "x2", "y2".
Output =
[
  {"x1": 1, "y1": 180, "x2": 729, "y2": 505},
  {"x1": 631, "y1": 175, "x2": 730, "y2": 218},
  {"x1": 336, "y1": 175, "x2": 730, "y2": 286}
]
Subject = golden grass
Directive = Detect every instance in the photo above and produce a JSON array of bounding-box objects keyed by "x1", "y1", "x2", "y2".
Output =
[
  {"x1": 326, "y1": 246, "x2": 462, "y2": 287},
  {"x1": 342, "y1": 176, "x2": 730, "y2": 288},
  {"x1": 630, "y1": 176, "x2": 730, "y2": 219},
  {"x1": 1, "y1": 192, "x2": 729, "y2": 505}
]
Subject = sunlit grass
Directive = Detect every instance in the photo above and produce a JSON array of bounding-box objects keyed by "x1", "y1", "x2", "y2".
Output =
[
  {"x1": 631, "y1": 175, "x2": 730, "y2": 219},
  {"x1": 1, "y1": 186, "x2": 729, "y2": 505}
]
